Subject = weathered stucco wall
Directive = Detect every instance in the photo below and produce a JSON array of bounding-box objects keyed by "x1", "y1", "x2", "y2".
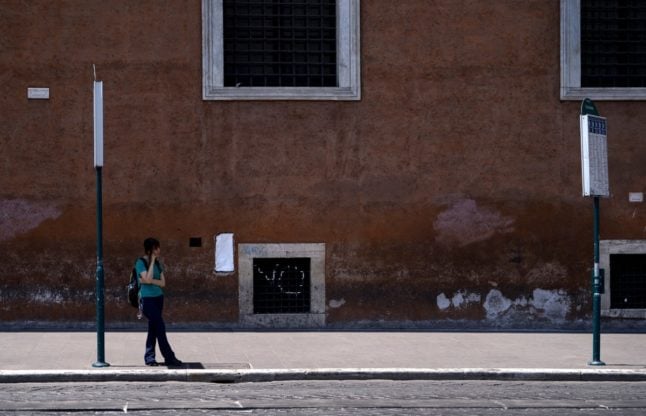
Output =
[{"x1": 2, "y1": 0, "x2": 646, "y2": 329}]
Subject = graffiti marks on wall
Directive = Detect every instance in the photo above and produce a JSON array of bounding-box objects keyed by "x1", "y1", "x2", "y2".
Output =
[{"x1": 252, "y1": 257, "x2": 311, "y2": 314}]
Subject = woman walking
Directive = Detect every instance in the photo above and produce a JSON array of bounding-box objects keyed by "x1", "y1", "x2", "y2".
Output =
[{"x1": 136, "y1": 237, "x2": 183, "y2": 367}]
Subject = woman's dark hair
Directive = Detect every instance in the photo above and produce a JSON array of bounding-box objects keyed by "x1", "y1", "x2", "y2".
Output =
[{"x1": 143, "y1": 237, "x2": 160, "y2": 254}]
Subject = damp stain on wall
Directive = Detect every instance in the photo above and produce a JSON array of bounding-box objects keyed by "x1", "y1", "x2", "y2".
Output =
[
  {"x1": 0, "y1": 199, "x2": 62, "y2": 241},
  {"x1": 433, "y1": 199, "x2": 514, "y2": 246}
]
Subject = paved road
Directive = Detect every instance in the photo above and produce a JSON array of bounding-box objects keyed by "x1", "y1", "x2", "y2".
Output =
[{"x1": 1, "y1": 380, "x2": 646, "y2": 415}]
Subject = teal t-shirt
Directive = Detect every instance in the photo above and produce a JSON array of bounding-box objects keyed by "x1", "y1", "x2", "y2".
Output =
[{"x1": 135, "y1": 258, "x2": 164, "y2": 298}]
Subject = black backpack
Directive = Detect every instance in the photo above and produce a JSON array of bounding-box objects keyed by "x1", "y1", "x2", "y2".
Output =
[{"x1": 127, "y1": 257, "x2": 147, "y2": 308}]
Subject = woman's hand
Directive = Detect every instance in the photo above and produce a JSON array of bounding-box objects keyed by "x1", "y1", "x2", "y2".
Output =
[
  {"x1": 140, "y1": 256, "x2": 156, "y2": 285},
  {"x1": 140, "y1": 256, "x2": 165, "y2": 287}
]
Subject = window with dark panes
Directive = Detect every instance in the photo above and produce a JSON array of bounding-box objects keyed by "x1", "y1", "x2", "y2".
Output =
[
  {"x1": 581, "y1": 0, "x2": 646, "y2": 88},
  {"x1": 223, "y1": 0, "x2": 337, "y2": 88}
]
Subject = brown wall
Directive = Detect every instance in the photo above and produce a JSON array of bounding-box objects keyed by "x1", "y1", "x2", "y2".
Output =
[{"x1": 2, "y1": 0, "x2": 646, "y2": 328}]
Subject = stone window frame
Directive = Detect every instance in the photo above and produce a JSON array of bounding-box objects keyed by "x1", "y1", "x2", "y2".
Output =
[
  {"x1": 202, "y1": 0, "x2": 361, "y2": 101},
  {"x1": 560, "y1": 0, "x2": 646, "y2": 101},
  {"x1": 238, "y1": 243, "x2": 326, "y2": 328},
  {"x1": 600, "y1": 240, "x2": 646, "y2": 319}
]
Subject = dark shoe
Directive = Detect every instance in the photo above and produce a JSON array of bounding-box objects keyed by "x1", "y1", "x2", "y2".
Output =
[
  {"x1": 145, "y1": 361, "x2": 159, "y2": 367},
  {"x1": 165, "y1": 359, "x2": 183, "y2": 367}
]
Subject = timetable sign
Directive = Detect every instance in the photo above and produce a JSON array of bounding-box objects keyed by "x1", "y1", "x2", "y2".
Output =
[{"x1": 580, "y1": 115, "x2": 609, "y2": 197}]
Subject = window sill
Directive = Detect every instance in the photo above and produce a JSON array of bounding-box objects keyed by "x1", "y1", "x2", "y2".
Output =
[
  {"x1": 561, "y1": 87, "x2": 646, "y2": 101},
  {"x1": 203, "y1": 86, "x2": 361, "y2": 101},
  {"x1": 601, "y1": 309, "x2": 646, "y2": 319}
]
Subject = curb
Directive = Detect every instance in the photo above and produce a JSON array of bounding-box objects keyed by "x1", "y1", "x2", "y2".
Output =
[{"x1": 2, "y1": 368, "x2": 646, "y2": 383}]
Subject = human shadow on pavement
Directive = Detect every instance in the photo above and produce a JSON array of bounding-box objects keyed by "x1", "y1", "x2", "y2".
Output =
[
  {"x1": 108, "y1": 362, "x2": 205, "y2": 369},
  {"x1": 98, "y1": 362, "x2": 250, "y2": 369},
  {"x1": 165, "y1": 362, "x2": 205, "y2": 369}
]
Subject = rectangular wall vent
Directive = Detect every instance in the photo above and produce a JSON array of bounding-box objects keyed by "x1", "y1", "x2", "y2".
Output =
[
  {"x1": 239, "y1": 243, "x2": 325, "y2": 328},
  {"x1": 610, "y1": 253, "x2": 646, "y2": 309},
  {"x1": 253, "y1": 257, "x2": 311, "y2": 314}
]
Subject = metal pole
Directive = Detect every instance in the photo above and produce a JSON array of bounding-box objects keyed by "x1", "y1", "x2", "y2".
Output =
[
  {"x1": 589, "y1": 196, "x2": 605, "y2": 366},
  {"x1": 92, "y1": 166, "x2": 109, "y2": 368},
  {"x1": 92, "y1": 76, "x2": 108, "y2": 368}
]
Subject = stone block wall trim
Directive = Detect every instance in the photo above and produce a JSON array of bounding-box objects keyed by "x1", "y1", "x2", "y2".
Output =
[
  {"x1": 238, "y1": 243, "x2": 326, "y2": 328},
  {"x1": 600, "y1": 240, "x2": 646, "y2": 318}
]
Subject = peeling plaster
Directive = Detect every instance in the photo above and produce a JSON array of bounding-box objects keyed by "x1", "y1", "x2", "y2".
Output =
[
  {"x1": 0, "y1": 199, "x2": 62, "y2": 241},
  {"x1": 483, "y1": 289, "x2": 512, "y2": 318},
  {"x1": 451, "y1": 292, "x2": 465, "y2": 307},
  {"x1": 530, "y1": 288, "x2": 571, "y2": 320},
  {"x1": 452, "y1": 291, "x2": 481, "y2": 308},
  {"x1": 328, "y1": 298, "x2": 346, "y2": 309},
  {"x1": 437, "y1": 293, "x2": 451, "y2": 310},
  {"x1": 438, "y1": 291, "x2": 481, "y2": 311},
  {"x1": 482, "y1": 288, "x2": 572, "y2": 322},
  {"x1": 31, "y1": 290, "x2": 64, "y2": 304},
  {"x1": 514, "y1": 296, "x2": 529, "y2": 307},
  {"x1": 437, "y1": 286, "x2": 573, "y2": 323},
  {"x1": 434, "y1": 199, "x2": 514, "y2": 246}
]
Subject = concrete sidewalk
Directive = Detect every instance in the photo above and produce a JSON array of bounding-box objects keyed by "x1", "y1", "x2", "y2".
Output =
[{"x1": 1, "y1": 331, "x2": 645, "y2": 382}]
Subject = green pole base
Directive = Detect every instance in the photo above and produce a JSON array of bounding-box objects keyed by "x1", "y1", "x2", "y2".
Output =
[
  {"x1": 92, "y1": 361, "x2": 110, "y2": 368},
  {"x1": 588, "y1": 360, "x2": 605, "y2": 366}
]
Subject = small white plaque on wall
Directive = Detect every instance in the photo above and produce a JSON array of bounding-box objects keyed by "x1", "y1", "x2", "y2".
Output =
[
  {"x1": 215, "y1": 233, "x2": 234, "y2": 272},
  {"x1": 629, "y1": 192, "x2": 644, "y2": 203},
  {"x1": 28, "y1": 88, "x2": 50, "y2": 100}
]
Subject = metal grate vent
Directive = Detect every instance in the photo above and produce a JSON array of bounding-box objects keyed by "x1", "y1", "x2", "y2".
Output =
[
  {"x1": 581, "y1": 1, "x2": 646, "y2": 87},
  {"x1": 253, "y1": 257, "x2": 311, "y2": 314},
  {"x1": 610, "y1": 254, "x2": 646, "y2": 309},
  {"x1": 223, "y1": 0, "x2": 337, "y2": 87}
]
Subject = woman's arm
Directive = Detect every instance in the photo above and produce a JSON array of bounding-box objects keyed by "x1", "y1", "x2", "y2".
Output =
[{"x1": 139, "y1": 255, "x2": 165, "y2": 287}]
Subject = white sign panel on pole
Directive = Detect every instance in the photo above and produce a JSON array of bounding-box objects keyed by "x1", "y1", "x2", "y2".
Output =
[
  {"x1": 93, "y1": 81, "x2": 104, "y2": 168},
  {"x1": 580, "y1": 114, "x2": 609, "y2": 197}
]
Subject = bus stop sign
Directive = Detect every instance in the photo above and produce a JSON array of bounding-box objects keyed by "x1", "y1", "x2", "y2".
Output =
[{"x1": 580, "y1": 99, "x2": 609, "y2": 197}]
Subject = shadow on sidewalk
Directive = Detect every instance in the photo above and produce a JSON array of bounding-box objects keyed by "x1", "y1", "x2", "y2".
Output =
[
  {"x1": 605, "y1": 363, "x2": 646, "y2": 368},
  {"x1": 105, "y1": 362, "x2": 251, "y2": 370}
]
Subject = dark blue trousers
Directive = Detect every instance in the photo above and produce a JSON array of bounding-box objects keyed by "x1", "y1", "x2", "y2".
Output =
[{"x1": 142, "y1": 295, "x2": 177, "y2": 364}]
